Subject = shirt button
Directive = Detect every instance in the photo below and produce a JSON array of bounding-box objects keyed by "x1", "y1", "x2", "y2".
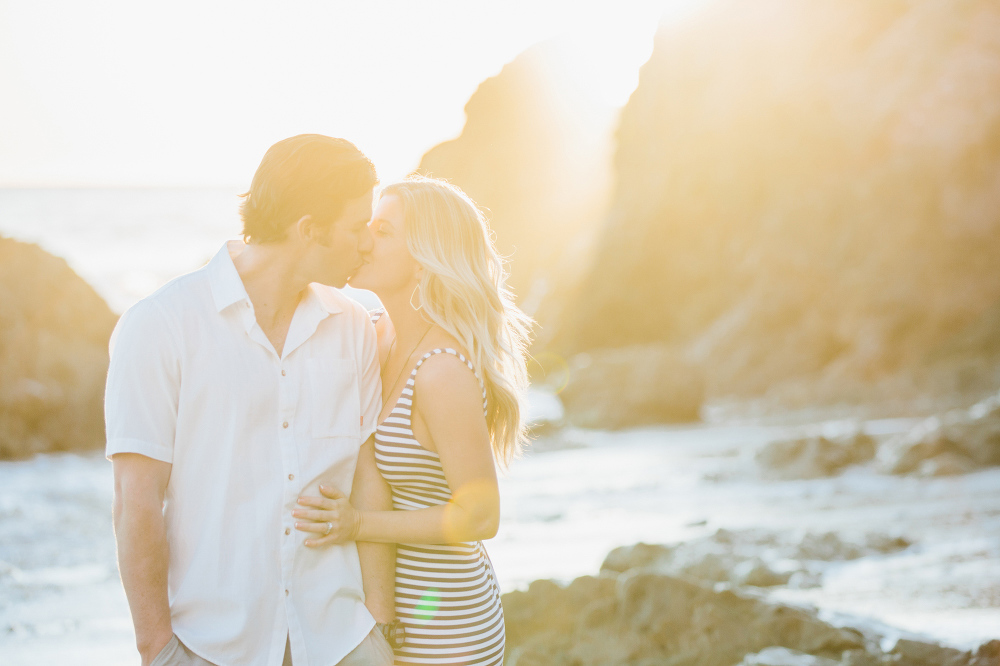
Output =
[
  {"x1": 285, "y1": 528, "x2": 291, "y2": 535},
  {"x1": 288, "y1": 473, "x2": 294, "y2": 481},
  {"x1": 285, "y1": 589, "x2": 289, "y2": 596},
  {"x1": 281, "y1": 369, "x2": 286, "y2": 377},
  {"x1": 282, "y1": 421, "x2": 289, "y2": 429}
]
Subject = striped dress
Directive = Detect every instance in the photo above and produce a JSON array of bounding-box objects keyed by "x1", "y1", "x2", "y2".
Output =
[{"x1": 371, "y1": 328, "x2": 505, "y2": 665}]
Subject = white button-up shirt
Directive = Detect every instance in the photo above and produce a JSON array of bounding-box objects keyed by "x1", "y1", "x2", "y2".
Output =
[{"x1": 105, "y1": 241, "x2": 382, "y2": 666}]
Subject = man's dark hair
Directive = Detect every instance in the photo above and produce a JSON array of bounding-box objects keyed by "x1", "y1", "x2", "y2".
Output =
[{"x1": 239, "y1": 134, "x2": 378, "y2": 244}]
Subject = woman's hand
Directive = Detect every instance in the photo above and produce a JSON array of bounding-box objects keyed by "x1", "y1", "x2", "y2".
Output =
[{"x1": 293, "y1": 485, "x2": 361, "y2": 546}]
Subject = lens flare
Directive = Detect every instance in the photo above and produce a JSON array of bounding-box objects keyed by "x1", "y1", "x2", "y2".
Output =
[{"x1": 414, "y1": 589, "x2": 442, "y2": 625}]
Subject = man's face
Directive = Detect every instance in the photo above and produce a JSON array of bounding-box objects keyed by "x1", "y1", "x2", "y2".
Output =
[{"x1": 305, "y1": 189, "x2": 375, "y2": 288}]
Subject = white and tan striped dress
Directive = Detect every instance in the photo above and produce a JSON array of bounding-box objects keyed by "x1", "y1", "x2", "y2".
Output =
[{"x1": 372, "y1": 331, "x2": 505, "y2": 665}]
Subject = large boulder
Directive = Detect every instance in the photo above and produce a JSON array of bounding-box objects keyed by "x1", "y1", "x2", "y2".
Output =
[
  {"x1": 507, "y1": 541, "x2": 991, "y2": 666},
  {"x1": 0, "y1": 237, "x2": 117, "y2": 458},
  {"x1": 889, "y1": 639, "x2": 974, "y2": 666},
  {"x1": 923, "y1": 300, "x2": 1000, "y2": 395},
  {"x1": 598, "y1": 529, "x2": 910, "y2": 592},
  {"x1": 880, "y1": 392, "x2": 1000, "y2": 475},
  {"x1": 756, "y1": 432, "x2": 877, "y2": 479},
  {"x1": 417, "y1": 42, "x2": 615, "y2": 345},
  {"x1": 556, "y1": 0, "x2": 1000, "y2": 406},
  {"x1": 968, "y1": 640, "x2": 1000, "y2": 666},
  {"x1": 558, "y1": 345, "x2": 705, "y2": 428},
  {"x1": 504, "y1": 570, "x2": 865, "y2": 666}
]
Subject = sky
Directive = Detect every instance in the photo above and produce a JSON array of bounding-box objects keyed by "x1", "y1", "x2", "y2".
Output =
[{"x1": 0, "y1": 0, "x2": 704, "y2": 188}]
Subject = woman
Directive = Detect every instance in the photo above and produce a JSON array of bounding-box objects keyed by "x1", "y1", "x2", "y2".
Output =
[{"x1": 293, "y1": 176, "x2": 532, "y2": 665}]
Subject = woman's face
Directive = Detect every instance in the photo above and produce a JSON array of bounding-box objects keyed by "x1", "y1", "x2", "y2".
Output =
[{"x1": 348, "y1": 194, "x2": 420, "y2": 297}]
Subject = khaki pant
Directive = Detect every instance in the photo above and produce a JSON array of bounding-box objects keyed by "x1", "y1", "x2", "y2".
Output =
[{"x1": 151, "y1": 629, "x2": 394, "y2": 666}]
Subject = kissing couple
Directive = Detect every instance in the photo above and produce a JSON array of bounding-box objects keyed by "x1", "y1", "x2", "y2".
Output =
[{"x1": 106, "y1": 134, "x2": 531, "y2": 665}]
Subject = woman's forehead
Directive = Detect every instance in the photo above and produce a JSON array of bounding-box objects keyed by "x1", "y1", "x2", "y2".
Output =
[{"x1": 373, "y1": 193, "x2": 404, "y2": 221}]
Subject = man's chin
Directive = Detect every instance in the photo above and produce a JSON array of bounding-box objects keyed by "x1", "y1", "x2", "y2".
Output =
[
  {"x1": 345, "y1": 270, "x2": 369, "y2": 290},
  {"x1": 313, "y1": 275, "x2": 349, "y2": 289}
]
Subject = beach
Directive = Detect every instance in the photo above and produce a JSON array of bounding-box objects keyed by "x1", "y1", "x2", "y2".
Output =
[
  {"x1": 2, "y1": 409, "x2": 999, "y2": 663},
  {"x1": 1, "y1": 188, "x2": 998, "y2": 663},
  {"x1": 3, "y1": 0, "x2": 1000, "y2": 662}
]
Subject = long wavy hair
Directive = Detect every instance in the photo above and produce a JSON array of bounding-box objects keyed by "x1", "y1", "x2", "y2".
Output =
[{"x1": 381, "y1": 176, "x2": 533, "y2": 466}]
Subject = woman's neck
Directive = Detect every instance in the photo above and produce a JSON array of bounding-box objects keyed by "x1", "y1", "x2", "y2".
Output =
[{"x1": 381, "y1": 287, "x2": 433, "y2": 350}]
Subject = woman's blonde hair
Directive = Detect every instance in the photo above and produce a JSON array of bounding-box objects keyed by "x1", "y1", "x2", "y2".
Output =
[{"x1": 381, "y1": 176, "x2": 533, "y2": 466}]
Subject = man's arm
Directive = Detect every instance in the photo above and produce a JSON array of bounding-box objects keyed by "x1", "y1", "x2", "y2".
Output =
[
  {"x1": 112, "y1": 453, "x2": 173, "y2": 665},
  {"x1": 105, "y1": 300, "x2": 180, "y2": 664},
  {"x1": 351, "y1": 438, "x2": 396, "y2": 623}
]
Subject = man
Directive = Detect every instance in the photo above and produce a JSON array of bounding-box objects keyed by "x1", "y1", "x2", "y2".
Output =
[{"x1": 106, "y1": 135, "x2": 394, "y2": 666}]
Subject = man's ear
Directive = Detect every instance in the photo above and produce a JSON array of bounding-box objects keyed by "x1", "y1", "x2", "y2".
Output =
[
  {"x1": 294, "y1": 215, "x2": 331, "y2": 247},
  {"x1": 292, "y1": 215, "x2": 312, "y2": 241}
]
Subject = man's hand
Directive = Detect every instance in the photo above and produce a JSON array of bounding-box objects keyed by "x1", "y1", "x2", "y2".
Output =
[{"x1": 293, "y1": 485, "x2": 361, "y2": 545}]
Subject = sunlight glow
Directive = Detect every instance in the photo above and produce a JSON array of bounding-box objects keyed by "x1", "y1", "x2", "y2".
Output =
[{"x1": 0, "y1": 0, "x2": 697, "y2": 187}]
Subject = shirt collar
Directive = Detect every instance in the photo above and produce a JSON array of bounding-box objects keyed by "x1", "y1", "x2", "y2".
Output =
[
  {"x1": 309, "y1": 283, "x2": 345, "y2": 315},
  {"x1": 208, "y1": 241, "x2": 251, "y2": 313},
  {"x1": 207, "y1": 241, "x2": 345, "y2": 316}
]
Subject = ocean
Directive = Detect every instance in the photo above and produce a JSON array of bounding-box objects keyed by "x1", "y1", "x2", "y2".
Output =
[
  {"x1": 1, "y1": 189, "x2": 998, "y2": 663},
  {"x1": 0, "y1": 188, "x2": 247, "y2": 313}
]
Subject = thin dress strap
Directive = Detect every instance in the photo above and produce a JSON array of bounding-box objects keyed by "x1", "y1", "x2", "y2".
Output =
[{"x1": 411, "y1": 348, "x2": 488, "y2": 416}]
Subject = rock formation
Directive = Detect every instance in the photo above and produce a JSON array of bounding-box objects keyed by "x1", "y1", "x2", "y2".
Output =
[
  {"x1": 557, "y1": 0, "x2": 1000, "y2": 408},
  {"x1": 0, "y1": 237, "x2": 117, "y2": 458},
  {"x1": 879, "y1": 390, "x2": 1000, "y2": 475},
  {"x1": 756, "y1": 431, "x2": 877, "y2": 479},
  {"x1": 504, "y1": 537, "x2": 997, "y2": 666},
  {"x1": 558, "y1": 345, "x2": 705, "y2": 427},
  {"x1": 600, "y1": 529, "x2": 910, "y2": 590},
  {"x1": 417, "y1": 42, "x2": 615, "y2": 344}
]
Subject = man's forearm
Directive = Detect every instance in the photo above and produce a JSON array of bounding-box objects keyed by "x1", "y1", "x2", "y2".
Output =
[
  {"x1": 358, "y1": 540, "x2": 396, "y2": 623},
  {"x1": 114, "y1": 497, "x2": 173, "y2": 662},
  {"x1": 351, "y1": 437, "x2": 397, "y2": 622}
]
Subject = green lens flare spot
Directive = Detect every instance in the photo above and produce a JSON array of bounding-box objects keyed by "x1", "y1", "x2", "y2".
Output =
[{"x1": 414, "y1": 589, "x2": 442, "y2": 624}]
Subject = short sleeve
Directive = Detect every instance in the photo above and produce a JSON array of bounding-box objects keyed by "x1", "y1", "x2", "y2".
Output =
[
  {"x1": 358, "y1": 310, "x2": 382, "y2": 442},
  {"x1": 104, "y1": 299, "x2": 180, "y2": 463}
]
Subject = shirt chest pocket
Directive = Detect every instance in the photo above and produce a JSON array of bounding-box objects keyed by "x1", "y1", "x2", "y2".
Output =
[{"x1": 307, "y1": 359, "x2": 361, "y2": 439}]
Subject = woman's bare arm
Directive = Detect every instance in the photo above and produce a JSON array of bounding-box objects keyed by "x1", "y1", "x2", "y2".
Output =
[{"x1": 297, "y1": 355, "x2": 499, "y2": 545}]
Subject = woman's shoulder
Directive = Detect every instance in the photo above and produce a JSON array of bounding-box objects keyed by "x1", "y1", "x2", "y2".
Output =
[
  {"x1": 417, "y1": 329, "x2": 474, "y2": 374},
  {"x1": 413, "y1": 339, "x2": 486, "y2": 410},
  {"x1": 413, "y1": 356, "x2": 486, "y2": 420}
]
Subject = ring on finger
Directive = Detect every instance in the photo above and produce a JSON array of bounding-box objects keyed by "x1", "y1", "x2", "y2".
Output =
[{"x1": 323, "y1": 522, "x2": 333, "y2": 536}]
